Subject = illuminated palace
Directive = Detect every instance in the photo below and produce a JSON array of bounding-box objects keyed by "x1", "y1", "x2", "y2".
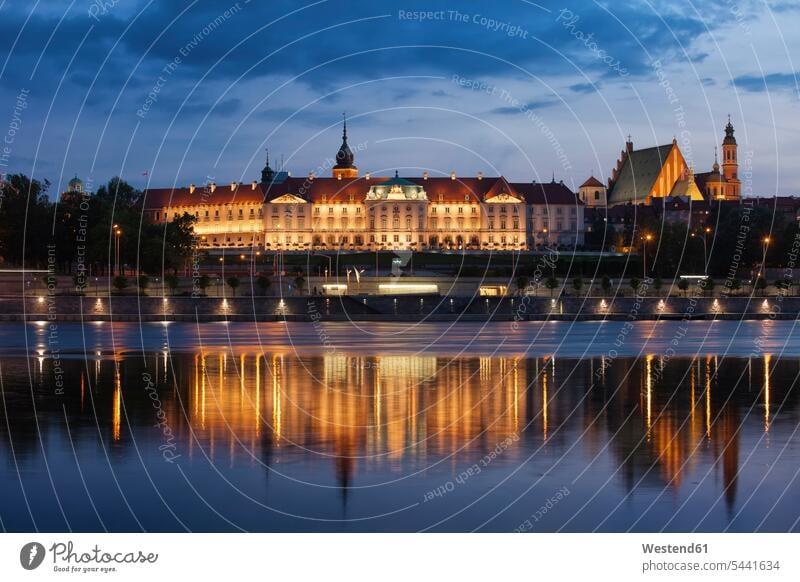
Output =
[
  {"x1": 597, "y1": 118, "x2": 742, "y2": 206},
  {"x1": 142, "y1": 119, "x2": 584, "y2": 251}
]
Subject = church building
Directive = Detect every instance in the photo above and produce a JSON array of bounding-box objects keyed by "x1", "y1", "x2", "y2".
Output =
[{"x1": 600, "y1": 119, "x2": 742, "y2": 206}]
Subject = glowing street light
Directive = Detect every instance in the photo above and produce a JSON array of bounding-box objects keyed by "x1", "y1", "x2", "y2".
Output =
[
  {"x1": 113, "y1": 226, "x2": 123, "y2": 276},
  {"x1": 643, "y1": 233, "x2": 653, "y2": 277}
]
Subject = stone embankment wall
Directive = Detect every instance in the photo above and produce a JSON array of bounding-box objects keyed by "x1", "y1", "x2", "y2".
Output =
[{"x1": 0, "y1": 295, "x2": 794, "y2": 322}]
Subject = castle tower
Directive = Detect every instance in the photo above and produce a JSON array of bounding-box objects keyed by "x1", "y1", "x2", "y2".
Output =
[
  {"x1": 579, "y1": 175, "x2": 606, "y2": 207},
  {"x1": 260, "y1": 149, "x2": 275, "y2": 184},
  {"x1": 332, "y1": 113, "x2": 358, "y2": 179},
  {"x1": 721, "y1": 116, "x2": 740, "y2": 199}
]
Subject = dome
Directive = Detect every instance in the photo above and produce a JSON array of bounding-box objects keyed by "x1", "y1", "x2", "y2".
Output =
[
  {"x1": 708, "y1": 150, "x2": 725, "y2": 182},
  {"x1": 68, "y1": 175, "x2": 83, "y2": 192},
  {"x1": 365, "y1": 172, "x2": 427, "y2": 201}
]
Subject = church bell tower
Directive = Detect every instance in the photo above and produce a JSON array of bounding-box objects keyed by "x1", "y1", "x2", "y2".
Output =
[{"x1": 721, "y1": 116, "x2": 740, "y2": 199}]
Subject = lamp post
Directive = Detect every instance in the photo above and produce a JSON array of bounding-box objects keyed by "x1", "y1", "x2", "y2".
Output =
[
  {"x1": 113, "y1": 225, "x2": 122, "y2": 276},
  {"x1": 311, "y1": 253, "x2": 332, "y2": 284},
  {"x1": 761, "y1": 236, "x2": 771, "y2": 277},
  {"x1": 642, "y1": 233, "x2": 653, "y2": 278},
  {"x1": 691, "y1": 228, "x2": 711, "y2": 272}
]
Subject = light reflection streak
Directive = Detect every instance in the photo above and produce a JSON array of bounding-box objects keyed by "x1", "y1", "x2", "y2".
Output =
[
  {"x1": 70, "y1": 351, "x2": 771, "y2": 498},
  {"x1": 705, "y1": 356, "x2": 712, "y2": 439},
  {"x1": 112, "y1": 366, "x2": 121, "y2": 442},
  {"x1": 764, "y1": 353, "x2": 771, "y2": 433}
]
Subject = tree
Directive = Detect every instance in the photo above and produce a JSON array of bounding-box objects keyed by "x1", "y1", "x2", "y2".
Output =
[
  {"x1": 652, "y1": 277, "x2": 663, "y2": 295},
  {"x1": 702, "y1": 277, "x2": 715, "y2": 297},
  {"x1": 256, "y1": 274, "x2": 271, "y2": 296},
  {"x1": 73, "y1": 274, "x2": 87, "y2": 294},
  {"x1": 112, "y1": 275, "x2": 128, "y2": 293},
  {"x1": 545, "y1": 275, "x2": 559, "y2": 297},
  {"x1": 516, "y1": 275, "x2": 529, "y2": 295},
  {"x1": 774, "y1": 278, "x2": 791, "y2": 296},
  {"x1": 572, "y1": 276, "x2": 583, "y2": 295},
  {"x1": 677, "y1": 278, "x2": 689, "y2": 297},
  {"x1": 197, "y1": 274, "x2": 211, "y2": 296},
  {"x1": 630, "y1": 277, "x2": 641, "y2": 296},
  {"x1": 754, "y1": 277, "x2": 767, "y2": 296},
  {"x1": 0, "y1": 175, "x2": 52, "y2": 267},
  {"x1": 41, "y1": 275, "x2": 56, "y2": 291},
  {"x1": 226, "y1": 276, "x2": 240, "y2": 297},
  {"x1": 138, "y1": 275, "x2": 150, "y2": 293},
  {"x1": 601, "y1": 275, "x2": 612, "y2": 297},
  {"x1": 163, "y1": 213, "x2": 197, "y2": 274},
  {"x1": 293, "y1": 273, "x2": 306, "y2": 295},
  {"x1": 708, "y1": 205, "x2": 790, "y2": 278},
  {"x1": 729, "y1": 277, "x2": 741, "y2": 296},
  {"x1": 164, "y1": 274, "x2": 179, "y2": 295}
]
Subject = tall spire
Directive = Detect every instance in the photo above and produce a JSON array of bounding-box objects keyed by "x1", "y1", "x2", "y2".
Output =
[
  {"x1": 261, "y1": 147, "x2": 275, "y2": 184},
  {"x1": 332, "y1": 112, "x2": 357, "y2": 178}
]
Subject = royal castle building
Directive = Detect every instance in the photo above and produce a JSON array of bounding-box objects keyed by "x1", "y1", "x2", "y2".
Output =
[{"x1": 142, "y1": 120, "x2": 585, "y2": 251}]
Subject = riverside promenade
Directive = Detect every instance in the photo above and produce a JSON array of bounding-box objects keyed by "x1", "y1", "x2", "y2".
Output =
[{"x1": 0, "y1": 294, "x2": 796, "y2": 322}]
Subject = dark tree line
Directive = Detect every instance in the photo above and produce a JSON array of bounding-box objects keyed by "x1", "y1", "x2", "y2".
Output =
[
  {"x1": 0, "y1": 174, "x2": 195, "y2": 277},
  {"x1": 584, "y1": 204, "x2": 799, "y2": 280}
]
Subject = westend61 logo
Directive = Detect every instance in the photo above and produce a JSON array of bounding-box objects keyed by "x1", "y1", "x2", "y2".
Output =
[{"x1": 19, "y1": 541, "x2": 158, "y2": 573}]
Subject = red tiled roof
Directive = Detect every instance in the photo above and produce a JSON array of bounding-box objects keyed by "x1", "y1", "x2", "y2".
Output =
[
  {"x1": 265, "y1": 177, "x2": 365, "y2": 203},
  {"x1": 142, "y1": 183, "x2": 266, "y2": 209},
  {"x1": 510, "y1": 181, "x2": 581, "y2": 205},
  {"x1": 143, "y1": 175, "x2": 582, "y2": 207},
  {"x1": 580, "y1": 175, "x2": 604, "y2": 188},
  {"x1": 407, "y1": 176, "x2": 502, "y2": 202}
]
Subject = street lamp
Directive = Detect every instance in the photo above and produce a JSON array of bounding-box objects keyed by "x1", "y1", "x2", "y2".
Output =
[
  {"x1": 311, "y1": 252, "x2": 332, "y2": 283},
  {"x1": 642, "y1": 233, "x2": 653, "y2": 277},
  {"x1": 113, "y1": 225, "x2": 122, "y2": 276},
  {"x1": 692, "y1": 228, "x2": 711, "y2": 272},
  {"x1": 761, "y1": 236, "x2": 771, "y2": 276}
]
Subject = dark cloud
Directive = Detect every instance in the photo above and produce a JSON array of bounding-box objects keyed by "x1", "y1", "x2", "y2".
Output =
[
  {"x1": 0, "y1": 0, "x2": 792, "y2": 191},
  {"x1": 732, "y1": 72, "x2": 800, "y2": 94},
  {"x1": 491, "y1": 98, "x2": 558, "y2": 115},
  {"x1": 568, "y1": 82, "x2": 598, "y2": 94}
]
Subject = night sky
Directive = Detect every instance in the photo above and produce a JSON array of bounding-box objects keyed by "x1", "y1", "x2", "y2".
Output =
[{"x1": 1, "y1": 0, "x2": 798, "y2": 197}]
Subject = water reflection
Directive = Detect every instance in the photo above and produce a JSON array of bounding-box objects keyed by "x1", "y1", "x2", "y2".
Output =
[{"x1": 1, "y1": 349, "x2": 797, "y2": 532}]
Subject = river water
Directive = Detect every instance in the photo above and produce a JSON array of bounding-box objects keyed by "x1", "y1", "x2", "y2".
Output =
[{"x1": 0, "y1": 321, "x2": 798, "y2": 531}]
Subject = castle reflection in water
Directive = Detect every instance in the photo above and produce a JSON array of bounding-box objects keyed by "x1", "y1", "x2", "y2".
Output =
[{"x1": 10, "y1": 348, "x2": 790, "y2": 520}]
